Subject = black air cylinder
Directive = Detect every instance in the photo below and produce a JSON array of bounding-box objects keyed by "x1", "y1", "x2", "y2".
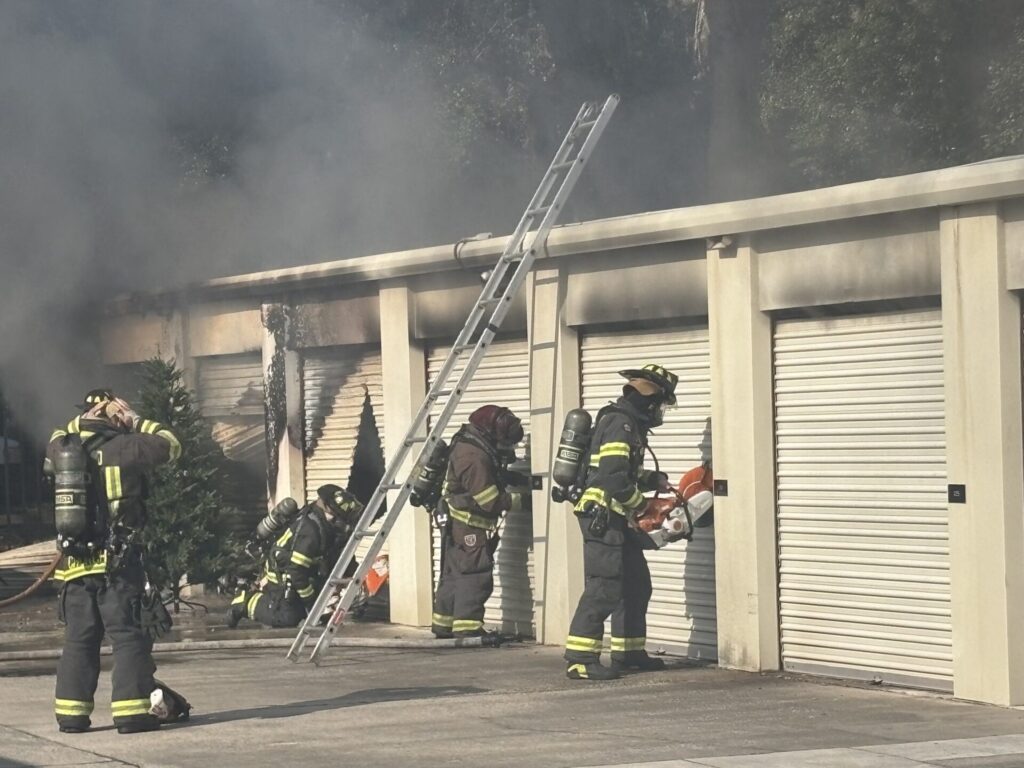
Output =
[
  {"x1": 410, "y1": 439, "x2": 449, "y2": 508},
  {"x1": 551, "y1": 409, "x2": 592, "y2": 500},
  {"x1": 53, "y1": 437, "x2": 89, "y2": 544},
  {"x1": 255, "y1": 497, "x2": 300, "y2": 541}
]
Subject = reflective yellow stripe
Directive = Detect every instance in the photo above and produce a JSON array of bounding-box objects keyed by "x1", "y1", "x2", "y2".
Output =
[
  {"x1": 264, "y1": 570, "x2": 280, "y2": 584},
  {"x1": 622, "y1": 487, "x2": 644, "y2": 511},
  {"x1": 565, "y1": 635, "x2": 603, "y2": 652},
  {"x1": 157, "y1": 428, "x2": 182, "y2": 461},
  {"x1": 432, "y1": 612, "x2": 454, "y2": 628},
  {"x1": 55, "y1": 553, "x2": 108, "y2": 581},
  {"x1": 54, "y1": 698, "x2": 94, "y2": 716},
  {"x1": 290, "y1": 550, "x2": 315, "y2": 568},
  {"x1": 610, "y1": 636, "x2": 646, "y2": 652},
  {"x1": 276, "y1": 528, "x2": 294, "y2": 547},
  {"x1": 598, "y1": 442, "x2": 631, "y2": 458},
  {"x1": 231, "y1": 592, "x2": 247, "y2": 605},
  {"x1": 472, "y1": 485, "x2": 500, "y2": 505},
  {"x1": 448, "y1": 506, "x2": 497, "y2": 530},
  {"x1": 104, "y1": 466, "x2": 123, "y2": 501},
  {"x1": 575, "y1": 488, "x2": 625, "y2": 516},
  {"x1": 247, "y1": 592, "x2": 263, "y2": 617},
  {"x1": 50, "y1": 429, "x2": 67, "y2": 442},
  {"x1": 453, "y1": 619, "x2": 484, "y2": 633},
  {"x1": 567, "y1": 663, "x2": 589, "y2": 678},
  {"x1": 111, "y1": 698, "x2": 150, "y2": 717},
  {"x1": 67, "y1": 416, "x2": 81, "y2": 434},
  {"x1": 297, "y1": 584, "x2": 315, "y2": 598}
]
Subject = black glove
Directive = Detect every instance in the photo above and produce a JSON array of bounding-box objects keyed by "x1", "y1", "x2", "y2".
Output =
[{"x1": 139, "y1": 588, "x2": 173, "y2": 640}]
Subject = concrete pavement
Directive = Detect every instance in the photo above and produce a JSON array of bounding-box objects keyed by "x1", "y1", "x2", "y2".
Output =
[{"x1": 2, "y1": 638, "x2": 1024, "y2": 768}]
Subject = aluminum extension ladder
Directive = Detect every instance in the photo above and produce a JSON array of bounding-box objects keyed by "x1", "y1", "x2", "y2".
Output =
[{"x1": 287, "y1": 94, "x2": 619, "y2": 664}]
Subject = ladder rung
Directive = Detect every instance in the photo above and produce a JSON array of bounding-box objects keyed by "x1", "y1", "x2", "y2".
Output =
[
  {"x1": 526, "y1": 205, "x2": 550, "y2": 218},
  {"x1": 329, "y1": 577, "x2": 353, "y2": 588},
  {"x1": 577, "y1": 118, "x2": 599, "y2": 131},
  {"x1": 353, "y1": 530, "x2": 376, "y2": 539},
  {"x1": 431, "y1": 389, "x2": 454, "y2": 399},
  {"x1": 478, "y1": 297, "x2": 501, "y2": 309},
  {"x1": 404, "y1": 436, "x2": 428, "y2": 447},
  {"x1": 552, "y1": 160, "x2": 577, "y2": 172},
  {"x1": 381, "y1": 482, "x2": 404, "y2": 491}
]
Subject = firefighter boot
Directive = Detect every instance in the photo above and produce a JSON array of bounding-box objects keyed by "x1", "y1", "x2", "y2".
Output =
[
  {"x1": 566, "y1": 662, "x2": 620, "y2": 681},
  {"x1": 225, "y1": 592, "x2": 248, "y2": 629},
  {"x1": 611, "y1": 650, "x2": 666, "y2": 672}
]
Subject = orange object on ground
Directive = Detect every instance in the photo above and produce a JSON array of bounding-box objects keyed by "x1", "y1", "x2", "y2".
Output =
[{"x1": 364, "y1": 555, "x2": 389, "y2": 596}]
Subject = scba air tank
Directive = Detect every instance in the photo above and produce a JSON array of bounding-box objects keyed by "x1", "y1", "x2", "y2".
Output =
[
  {"x1": 410, "y1": 439, "x2": 450, "y2": 508},
  {"x1": 255, "y1": 497, "x2": 300, "y2": 541},
  {"x1": 52, "y1": 437, "x2": 90, "y2": 545},
  {"x1": 550, "y1": 409, "x2": 592, "y2": 503}
]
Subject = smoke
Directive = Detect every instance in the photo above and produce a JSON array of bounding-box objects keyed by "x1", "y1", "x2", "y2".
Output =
[{"x1": 0, "y1": 0, "x2": 529, "y2": 431}]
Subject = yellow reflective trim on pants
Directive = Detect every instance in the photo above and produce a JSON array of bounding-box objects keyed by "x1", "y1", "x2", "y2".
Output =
[
  {"x1": 276, "y1": 528, "x2": 294, "y2": 547},
  {"x1": 432, "y1": 613, "x2": 454, "y2": 628},
  {"x1": 290, "y1": 550, "x2": 315, "y2": 568},
  {"x1": 453, "y1": 620, "x2": 484, "y2": 633},
  {"x1": 472, "y1": 485, "x2": 500, "y2": 505},
  {"x1": 264, "y1": 569, "x2": 281, "y2": 584},
  {"x1": 297, "y1": 584, "x2": 315, "y2": 598},
  {"x1": 111, "y1": 698, "x2": 151, "y2": 717},
  {"x1": 247, "y1": 592, "x2": 263, "y2": 618},
  {"x1": 231, "y1": 592, "x2": 247, "y2": 605},
  {"x1": 54, "y1": 698, "x2": 94, "y2": 716},
  {"x1": 567, "y1": 663, "x2": 589, "y2": 678},
  {"x1": 565, "y1": 635, "x2": 602, "y2": 652},
  {"x1": 610, "y1": 636, "x2": 646, "y2": 652},
  {"x1": 598, "y1": 442, "x2": 631, "y2": 458}
]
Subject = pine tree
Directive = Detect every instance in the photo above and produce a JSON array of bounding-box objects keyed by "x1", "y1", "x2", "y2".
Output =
[{"x1": 136, "y1": 357, "x2": 242, "y2": 610}]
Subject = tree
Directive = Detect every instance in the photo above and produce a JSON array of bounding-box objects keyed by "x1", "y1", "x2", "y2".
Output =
[{"x1": 137, "y1": 358, "x2": 242, "y2": 609}]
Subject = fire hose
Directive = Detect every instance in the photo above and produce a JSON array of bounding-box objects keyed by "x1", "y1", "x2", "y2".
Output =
[{"x1": 0, "y1": 552, "x2": 60, "y2": 610}]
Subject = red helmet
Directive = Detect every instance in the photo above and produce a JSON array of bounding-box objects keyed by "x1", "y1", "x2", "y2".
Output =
[{"x1": 469, "y1": 405, "x2": 524, "y2": 445}]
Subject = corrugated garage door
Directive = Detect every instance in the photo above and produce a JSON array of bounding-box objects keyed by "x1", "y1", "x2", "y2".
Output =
[
  {"x1": 302, "y1": 347, "x2": 385, "y2": 562},
  {"x1": 580, "y1": 327, "x2": 716, "y2": 659},
  {"x1": 428, "y1": 338, "x2": 534, "y2": 637},
  {"x1": 303, "y1": 348, "x2": 384, "y2": 500},
  {"x1": 197, "y1": 354, "x2": 268, "y2": 532},
  {"x1": 774, "y1": 309, "x2": 951, "y2": 690}
]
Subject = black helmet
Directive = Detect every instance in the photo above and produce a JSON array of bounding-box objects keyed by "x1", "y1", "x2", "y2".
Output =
[
  {"x1": 618, "y1": 363, "x2": 678, "y2": 405},
  {"x1": 316, "y1": 484, "x2": 363, "y2": 528},
  {"x1": 79, "y1": 388, "x2": 116, "y2": 411}
]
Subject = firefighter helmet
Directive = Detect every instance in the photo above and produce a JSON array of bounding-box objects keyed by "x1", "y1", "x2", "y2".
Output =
[
  {"x1": 618, "y1": 363, "x2": 678, "y2": 405},
  {"x1": 469, "y1": 405, "x2": 524, "y2": 446},
  {"x1": 79, "y1": 388, "x2": 116, "y2": 411},
  {"x1": 316, "y1": 484, "x2": 363, "y2": 528}
]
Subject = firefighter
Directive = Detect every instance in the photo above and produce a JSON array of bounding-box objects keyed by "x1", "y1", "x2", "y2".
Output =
[
  {"x1": 564, "y1": 363, "x2": 679, "y2": 680},
  {"x1": 431, "y1": 405, "x2": 528, "y2": 639},
  {"x1": 226, "y1": 484, "x2": 363, "y2": 629},
  {"x1": 47, "y1": 391, "x2": 189, "y2": 734}
]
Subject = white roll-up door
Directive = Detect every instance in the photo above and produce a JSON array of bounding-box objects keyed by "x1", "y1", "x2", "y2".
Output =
[
  {"x1": 302, "y1": 347, "x2": 384, "y2": 563},
  {"x1": 580, "y1": 327, "x2": 716, "y2": 660},
  {"x1": 197, "y1": 354, "x2": 268, "y2": 532},
  {"x1": 303, "y1": 348, "x2": 384, "y2": 500},
  {"x1": 427, "y1": 338, "x2": 534, "y2": 637},
  {"x1": 774, "y1": 309, "x2": 951, "y2": 690}
]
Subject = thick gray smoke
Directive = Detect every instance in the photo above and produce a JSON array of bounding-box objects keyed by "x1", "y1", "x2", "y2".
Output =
[{"x1": 0, "y1": 1, "x2": 536, "y2": 431}]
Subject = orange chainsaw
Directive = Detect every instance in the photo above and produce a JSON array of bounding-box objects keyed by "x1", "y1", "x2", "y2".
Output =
[{"x1": 634, "y1": 463, "x2": 714, "y2": 548}]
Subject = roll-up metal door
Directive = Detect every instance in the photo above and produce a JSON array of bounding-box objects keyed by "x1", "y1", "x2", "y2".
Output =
[
  {"x1": 774, "y1": 309, "x2": 951, "y2": 690},
  {"x1": 197, "y1": 354, "x2": 268, "y2": 532},
  {"x1": 303, "y1": 348, "x2": 384, "y2": 500},
  {"x1": 302, "y1": 347, "x2": 385, "y2": 562},
  {"x1": 427, "y1": 338, "x2": 534, "y2": 637},
  {"x1": 580, "y1": 328, "x2": 716, "y2": 659}
]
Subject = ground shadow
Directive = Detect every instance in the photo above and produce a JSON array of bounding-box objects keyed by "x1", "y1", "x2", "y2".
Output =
[{"x1": 187, "y1": 685, "x2": 487, "y2": 726}]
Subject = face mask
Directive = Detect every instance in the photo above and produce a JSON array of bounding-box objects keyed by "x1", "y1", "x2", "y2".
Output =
[{"x1": 649, "y1": 401, "x2": 668, "y2": 428}]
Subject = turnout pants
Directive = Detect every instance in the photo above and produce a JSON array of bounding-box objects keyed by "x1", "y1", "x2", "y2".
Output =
[
  {"x1": 245, "y1": 584, "x2": 307, "y2": 628},
  {"x1": 564, "y1": 513, "x2": 653, "y2": 665},
  {"x1": 432, "y1": 520, "x2": 494, "y2": 636},
  {"x1": 55, "y1": 569, "x2": 158, "y2": 731}
]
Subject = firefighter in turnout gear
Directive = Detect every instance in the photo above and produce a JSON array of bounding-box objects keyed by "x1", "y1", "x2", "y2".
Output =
[
  {"x1": 47, "y1": 392, "x2": 188, "y2": 734},
  {"x1": 432, "y1": 405, "x2": 529, "y2": 639},
  {"x1": 226, "y1": 484, "x2": 363, "y2": 629},
  {"x1": 564, "y1": 364, "x2": 679, "y2": 680}
]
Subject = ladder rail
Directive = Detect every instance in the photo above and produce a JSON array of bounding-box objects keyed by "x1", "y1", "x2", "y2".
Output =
[{"x1": 288, "y1": 94, "x2": 619, "y2": 664}]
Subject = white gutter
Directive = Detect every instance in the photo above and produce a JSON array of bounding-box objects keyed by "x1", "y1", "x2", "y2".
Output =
[{"x1": 189, "y1": 155, "x2": 1024, "y2": 295}]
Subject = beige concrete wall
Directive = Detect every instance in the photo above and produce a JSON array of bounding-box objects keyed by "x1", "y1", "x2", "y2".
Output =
[
  {"x1": 757, "y1": 210, "x2": 940, "y2": 310},
  {"x1": 707, "y1": 239, "x2": 780, "y2": 671},
  {"x1": 100, "y1": 310, "x2": 184, "y2": 364},
  {"x1": 379, "y1": 282, "x2": 433, "y2": 626},
  {"x1": 294, "y1": 290, "x2": 380, "y2": 348},
  {"x1": 1004, "y1": 198, "x2": 1024, "y2": 291},
  {"x1": 526, "y1": 265, "x2": 583, "y2": 645},
  {"x1": 189, "y1": 300, "x2": 262, "y2": 357},
  {"x1": 941, "y1": 203, "x2": 1024, "y2": 706},
  {"x1": 411, "y1": 270, "x2": 527, "y2": 340}
]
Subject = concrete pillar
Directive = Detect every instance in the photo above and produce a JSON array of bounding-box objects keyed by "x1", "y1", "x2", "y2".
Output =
[
  {"x1": 706, "y1": 238, "x2": 780, "y2": 671},
  {"x1": 379, "y1": 282, "x2": 433, "y2": 626},
  {"x1": 261, "y1": 304, "x2": 305, "y2": 508},
  {"x1": 940, "y1": 203, "x2": 1024, "y2": 706},
  {"x1": 160, "y1": 307, "x2": 196, "y2": 393},
  {"x1": 526, "y1": 265, "x2": 583, "y2": 645}
]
